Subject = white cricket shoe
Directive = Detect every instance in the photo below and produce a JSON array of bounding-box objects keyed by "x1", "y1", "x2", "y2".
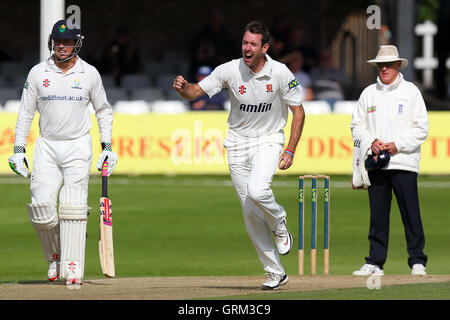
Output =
[
  {"x1": 261, "y1": 273, "x2": 289, "y2": 290},
  {"x1": 411, "y1": 264, "x2": 427, "y2": 276},
  {"x1": 48, "y1": 261, "x2": 60, "y2": 282},
  {"x1": 352, "y1": 263, "x2": 384, "y2": 276},
  {"x1": 273, "y1": 219, "x2": 293, "y2": 255}
]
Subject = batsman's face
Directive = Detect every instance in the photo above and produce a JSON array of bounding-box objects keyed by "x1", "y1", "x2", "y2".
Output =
[
  {"x1": 242, "y1": 31, "x2": 269, "y2": 72},
  {"x1": 54, "y1": 39, "x2": 75, "y2": 60},
  {"x1": 377, "y1": 61, "x2": 401, "y2": 84}
]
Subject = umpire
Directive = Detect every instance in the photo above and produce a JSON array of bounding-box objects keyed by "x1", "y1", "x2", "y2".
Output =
[{"x1": 351, "y1": 45, "x2": 429, "y2": 276}]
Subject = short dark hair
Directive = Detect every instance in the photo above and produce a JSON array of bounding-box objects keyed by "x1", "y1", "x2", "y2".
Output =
[{"x1": 243, "y1": 21, "x2": 271, "y2": 47}]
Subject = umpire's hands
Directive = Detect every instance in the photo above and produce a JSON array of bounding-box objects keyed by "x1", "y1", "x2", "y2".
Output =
[
  {"x1": 371, "y1": 139, "x2": 385, "y2": 154},
  {"x1": 96, "y1": 151, "x2": 118, "y2": 176},
  {"x1": 382, "y1": 142, "x2": 398, "y2": 155}
]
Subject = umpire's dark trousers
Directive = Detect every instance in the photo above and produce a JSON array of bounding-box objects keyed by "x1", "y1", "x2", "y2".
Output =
[{"x1": 366, "y1": 169, "x2": 428, "y2": 269}]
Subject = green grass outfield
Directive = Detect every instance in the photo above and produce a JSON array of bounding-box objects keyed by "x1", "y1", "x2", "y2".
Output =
[{"x1": 1, "y1": 174, "x2": 449, "y2": 299}]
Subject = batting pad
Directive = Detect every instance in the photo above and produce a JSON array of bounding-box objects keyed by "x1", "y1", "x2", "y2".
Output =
[
  {"x1": 59, "y1": 185, "x2": 88, "y2": 279},
  {"x1": 27, "y1": 202, "x2": 60, "y2": 263}
]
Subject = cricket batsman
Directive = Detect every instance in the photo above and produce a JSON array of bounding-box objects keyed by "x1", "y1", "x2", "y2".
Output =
[
  {"x1": 8, "y1": 19, "x2": 118, "y2": 285},
  {"x1": 174, "y1": 21, "x2": 305, "y2": 290}
]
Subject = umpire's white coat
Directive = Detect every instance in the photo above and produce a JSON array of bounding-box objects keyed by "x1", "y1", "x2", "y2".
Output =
[{"x1": 350, "y1": 73, "x2": 429, "y2": 174}]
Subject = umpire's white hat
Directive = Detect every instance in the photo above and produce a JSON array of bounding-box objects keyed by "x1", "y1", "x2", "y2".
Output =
[{"x1": 367, "y1": 45, "x2": 408, "y2": 69}]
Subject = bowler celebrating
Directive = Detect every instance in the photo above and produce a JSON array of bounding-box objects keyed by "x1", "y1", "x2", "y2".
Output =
[
  {"x1": 173, "y1": 21, "x2": 305, "y2": 290},
  {"x1": 8, "y1": 20, "x2": 118, "y2": 285}
]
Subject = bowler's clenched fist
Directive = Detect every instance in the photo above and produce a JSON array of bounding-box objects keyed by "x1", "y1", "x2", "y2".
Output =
[
  {"x1": 172, "y1": 75, "x2": 205, "y2": 101},
  {"x1": 173, "y1": 75, "x2": 187, "y2": 93}
]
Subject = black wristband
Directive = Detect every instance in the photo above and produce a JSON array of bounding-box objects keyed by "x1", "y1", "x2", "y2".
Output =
[
  {"x1": 14, "y1": 146, "x2": 26, "y2": 153},
  {"x1": 101, "y1": 142, "x2": 112, "y2": 151}
]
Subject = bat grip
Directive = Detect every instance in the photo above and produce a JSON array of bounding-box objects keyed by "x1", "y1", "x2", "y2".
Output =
[
  {"x1": 102, "y1": 159, "x2": 108, "y2": 177},
  {"x1": 102, "y1": 159, "x2": 108, "y2": 198}
]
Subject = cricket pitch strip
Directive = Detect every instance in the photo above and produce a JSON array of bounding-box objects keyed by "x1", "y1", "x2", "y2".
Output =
[{"x1": 1, "y1": 275, "x2": 450, "y2": 300}]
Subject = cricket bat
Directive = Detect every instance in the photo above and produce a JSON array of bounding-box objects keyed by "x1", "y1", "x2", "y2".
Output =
[{"x1": 99, "y1": 159, "x2": 115, "y2": 277}]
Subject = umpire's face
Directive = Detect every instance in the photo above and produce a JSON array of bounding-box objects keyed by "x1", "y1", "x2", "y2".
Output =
[
  {"x1": 376, "y1": 61, "x2": 401, "y2": 84},
  {"x1": 242, "y1": 31, "x2": 269, "y2": 72}
]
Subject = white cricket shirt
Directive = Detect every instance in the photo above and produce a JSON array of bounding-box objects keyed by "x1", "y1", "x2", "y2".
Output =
[
  {"x1": 15, "y1": 56, "x2": 113, "y2": 146},
  {"x1": 199, "y1": 54, "x2": 303, "y2": 140},
  {"x1": 350, "y1": 73, "x2": 429, "y2": 173}
]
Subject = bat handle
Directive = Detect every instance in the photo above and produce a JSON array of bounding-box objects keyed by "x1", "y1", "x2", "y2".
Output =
[
  {"x1": 102, "y1": 159, "x2": 108, "y2": 197},
  {"x1": 102, "y1": 158, "x2": 108, "y2": 177}
]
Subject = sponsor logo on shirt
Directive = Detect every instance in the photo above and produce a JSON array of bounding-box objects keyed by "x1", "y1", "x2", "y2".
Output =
[
  {"x1": 266, "y1": 84, "x2": 273, "y2": 93},
  {"x1": 398, "y1": 104, "x2": 403, "y2": 114},
  {"x1": 43, "y1": 79, "x2": 50, "y2": 88},
  {"x1": 288, "y1": 79, "x2": 299, "y2": 89},
  {"x1": 23, "y1": 81, "x2": 28, "y2": 89},
  {"x1": 239, "y1": 85, "x2": 246, "y2": 95},
  {"x1": 239, "y1": 103, "x2": 272, "y2": 113},
  {"x1": 71, "y1": 78, "x2": 82, "y2": 89},
  {"x1": 368, "y1": 105, "x2": 376, "y2": 113},
  {"x1": 41, "y1": 95, "x2": 82, "y2": 101}
]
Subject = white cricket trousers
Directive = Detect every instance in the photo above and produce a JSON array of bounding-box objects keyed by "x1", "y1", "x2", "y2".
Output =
[
  {"x1": 30, "y1": 134, "x2": 92, "y2": 203},
  {"x1": 227, "y1": 138, "x2": 287, "y2": 275}
]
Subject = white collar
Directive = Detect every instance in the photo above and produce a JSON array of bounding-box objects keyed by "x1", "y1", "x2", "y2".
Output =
[
  {"x1": 244, "y1": 53, "x2": 273, "y2": 78},
  {"x1": 45, "y1": 56, "x2": 85, "y2": 74},
  {"x1": 376, "y1": 72, "x2": 403, "y2": 91}
]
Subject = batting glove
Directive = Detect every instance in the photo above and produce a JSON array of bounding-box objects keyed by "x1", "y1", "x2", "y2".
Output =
[
  {"x1": 8, "y1": 146, "x2": 30, "y2": 178},
  {"x1": 96, "y1": 143, "x2": 118, "y2": 176}
]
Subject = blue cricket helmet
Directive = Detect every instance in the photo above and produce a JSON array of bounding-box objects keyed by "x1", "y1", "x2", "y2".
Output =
[{"x1": 48, "y1": 19, "x2": 84, "y2": 61}]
